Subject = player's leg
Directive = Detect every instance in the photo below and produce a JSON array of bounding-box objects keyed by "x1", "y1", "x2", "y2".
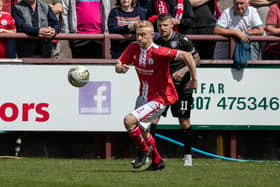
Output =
[
  {"x1": 141, "y1": 111, "x2": 165, "y2": 171},
  {"x1": 171, "y1": 87, "x2": 193, "y2": 166},
  {"x1": 149, "y1": 105, "x2": 169, "y2": 136},
  {"x1": 130, "y1": 117, "x2": 159, "y2": 166},
  {"x1": 179, "y1": 117, "x2": 192, "y2": 167},
  {"x1": 127, "y1": 96, "x2": 150, "y2": 168},
  {"x1": 149, "y1": 117, "x2": 160, "y2": 135},
  {"x1": 144, "y1": 106, "x2": 170, "y2": 170},
  {"x1": 124, "y1": 113, "x2": 149, "y2": 169},
  {"x1": 143, "y1": 130, "x2": 165, "y2": 171},
  {"x1": 138, "y1": 102, "x2": 166, "y2": 170},
  {"x1": 128, "y1": 98, "x2": 166, "y2": 169},
  {"x1": 134, "y1": 100, "x2": 166, "y2": 170}
]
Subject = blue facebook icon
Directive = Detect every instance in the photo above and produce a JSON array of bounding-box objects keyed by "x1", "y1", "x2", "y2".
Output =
[{"x1": 79, "y1": 81, "x2": 111, "y2": 115}]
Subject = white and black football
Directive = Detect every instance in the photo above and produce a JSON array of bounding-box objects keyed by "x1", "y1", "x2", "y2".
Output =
[{"x1": 68, "y1": 66, "x2": 89, "y2": 87}]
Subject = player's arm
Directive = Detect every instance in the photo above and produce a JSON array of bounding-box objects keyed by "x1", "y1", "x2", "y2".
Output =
[
  {"x1": 176, "y1": 51, "x2": 198, "y2": 89},
  {"x1": 172, "y1": 66, "x2": 189, "y2": 81},
  {"x1": 182, "y1": 38, "x2": 201, "y2": 66},
  {"x1": 116, "y1": 43, "x2": 134, "y2": 73},
  {"x1": 172, "y1": 38, "x2": 200, "y2": 81},
  {"x1": 115, "y1": 60, "x2": 129, "y2": 74},
  {"x1": 193, "y1": 52, "x2": 201, "y2": 66},
  {"x1": 172, "y1": 52, "x2": 199, "y2": 81}
]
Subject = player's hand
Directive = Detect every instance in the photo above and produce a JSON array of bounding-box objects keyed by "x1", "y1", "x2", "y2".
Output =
[
  {"x1": 121, "y1": 64, "x2": 129, "y2": 73},
  {"x1": 172, "y1": 67, "x2": 187, "y2": 81},
  {"x1": 115, "y1": 63, "x2": 129, "y2": 73},
  {"x1": 186, "y1": 79, "x2": 198, "y2": 90}
]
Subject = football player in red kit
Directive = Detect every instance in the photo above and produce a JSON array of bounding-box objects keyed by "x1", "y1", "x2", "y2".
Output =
[{"x1": 115, "y1": 20, "x2": 198, "y2": 170}]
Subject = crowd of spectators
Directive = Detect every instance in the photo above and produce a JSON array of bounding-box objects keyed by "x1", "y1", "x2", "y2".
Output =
[{"x1": 0, "y1": 0, "x2": 279, "y2": 59}]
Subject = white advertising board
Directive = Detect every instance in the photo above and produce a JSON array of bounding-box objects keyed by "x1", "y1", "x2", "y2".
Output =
[{"x1": 0, "y1": 64, "x2": 279, "y2": 131}]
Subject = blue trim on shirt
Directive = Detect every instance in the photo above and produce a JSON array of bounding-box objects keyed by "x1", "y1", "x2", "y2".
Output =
[
  {"x1": 252, "y1": 24, "x2": 264, "y2": 28},
  {"x1": 215, "y1": 23, "x2": 225, "y2": 28}
]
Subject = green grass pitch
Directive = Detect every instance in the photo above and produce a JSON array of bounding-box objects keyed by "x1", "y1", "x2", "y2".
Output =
[{"x1": 0, "y1": 158, "x2": 280, "y2": 187}]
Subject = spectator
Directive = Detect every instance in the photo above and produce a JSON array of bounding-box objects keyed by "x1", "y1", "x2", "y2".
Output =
[
  {"x1": 60, "y1": 0, "x2": 76, "y2": 34},
  {"x1": 145, "y1": 0, "x2": 195, "y2": 33},
  {"x1": 249, "y1": 0, "x2": 276, "y2": 59},
  {"x1": 0, "y1": 0, "x2": 16, "y2": 58},
  {"x1": 249, "y1": 0, "x2": 276, "y2": 23},
  {"x1": 3, "y1": 0, "x2": 18, "y2": 58},
  {"x1": 47, "y1": 0, "x2": 63, "y2": 15},
  {"x1": 186, "y1": 0, "x2": 217, "y2": 59},
  {"x1": 43, "y1": 0, "x2": 63, "y2": 58},
  {"x1": 103, "y1": 0, "x2": 111, "y2": 32},
  {"x1": 108, "y1": 0, "x2": 145, "y2": 58},
  {"x1": 213, "y1": 0, "x2": 264, "y2": 60},
  {"x1": 3, "y1": 0, "x2": 17, "y2": 13},
  {"x1": 214, "y1": 0, "x2": 221, "y2": 19},
  {"x1": 137, "y1": 0, "x2": 152, "y2": 14},
  {"x1": 262, "y1": 0, "x2": 280, "y2": 59},
  {"x1": 61, "y1": 0, "x2": 103, "y2": 58},
  {"x1": 12, "y1": 0, "x2": 61, "y2": 58}
]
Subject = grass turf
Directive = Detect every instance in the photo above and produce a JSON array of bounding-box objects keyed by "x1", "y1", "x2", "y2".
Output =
[{"x1": 0, "y1": 158, "x2": 279, "y2": 187}]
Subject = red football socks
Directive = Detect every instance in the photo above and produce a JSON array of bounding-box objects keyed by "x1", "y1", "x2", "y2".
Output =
[
  {"x1": 128, "y1": 126, "x2": 149, "y2": 152},
  {"x1": 146, "y1": 134, "x2": 161, "y2": 164}
]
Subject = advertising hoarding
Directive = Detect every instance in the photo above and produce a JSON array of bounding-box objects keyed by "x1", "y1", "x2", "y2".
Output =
[{"x1": 0, "y1": 64, "x2": 279, "y2": 131}]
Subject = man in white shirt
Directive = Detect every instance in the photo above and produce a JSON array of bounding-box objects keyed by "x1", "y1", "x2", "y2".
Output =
[{"x1": 213, "y1": 0, "x2": 264, "y2": 60}]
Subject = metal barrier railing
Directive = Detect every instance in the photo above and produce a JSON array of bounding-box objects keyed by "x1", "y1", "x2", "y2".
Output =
[
  {"x1": 1, "y1": 58, "x2": 280, "y2": 65},
  {"x1": 1, "y1": 32, "x2": 280, "y2": 63}
]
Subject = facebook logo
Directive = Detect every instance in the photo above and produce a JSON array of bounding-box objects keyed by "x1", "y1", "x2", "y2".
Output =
[{"x1": 79, "y1": 81, "x2": 111, "y2": 115}]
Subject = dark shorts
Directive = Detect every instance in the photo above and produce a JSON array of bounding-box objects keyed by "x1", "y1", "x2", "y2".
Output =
[{"x1": 162, "y1": 86, "x2": 193, "y2": 118}]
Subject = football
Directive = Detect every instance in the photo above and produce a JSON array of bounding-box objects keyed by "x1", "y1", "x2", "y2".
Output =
[{"x1": 68, "y1": 66, "x2": 90, "y2": 87}]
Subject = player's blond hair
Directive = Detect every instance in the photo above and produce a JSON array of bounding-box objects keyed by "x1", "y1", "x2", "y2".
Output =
[{"x1": 135, "y1": 20, "x2": 154, "y2": 32}]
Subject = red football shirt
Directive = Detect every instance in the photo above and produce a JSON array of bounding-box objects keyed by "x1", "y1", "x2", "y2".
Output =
[
  {"x1": 118, "y1": 42, "x2": 179, "y2": 105},
  {"x1": 0, "y1": 12, "x2": 16, "y2": 58}
]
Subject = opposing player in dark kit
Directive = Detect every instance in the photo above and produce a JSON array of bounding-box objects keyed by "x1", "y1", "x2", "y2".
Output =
[{"x1": 152, "y1": 13, "x2": 200, "y2": 166}]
